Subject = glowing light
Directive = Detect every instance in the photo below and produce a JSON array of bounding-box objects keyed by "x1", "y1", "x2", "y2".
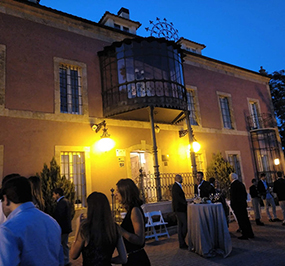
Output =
[
  {"x1": 274, "y1": 158, "x2": 280, "y2": 165},
  {"x1": 192, "y1": 142, "x2": 201, "y2": 153},
  {"x1": 187, "y1": 142, "x2": 201, "y2": 153},
  {"x1": 96, "y1": 137, "x2": 115, "y2": 152}
]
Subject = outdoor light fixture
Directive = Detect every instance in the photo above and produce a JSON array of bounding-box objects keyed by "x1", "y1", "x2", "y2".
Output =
[
  {"x1": 180, "y1": 128, "x2": 201, "y2": 152},
  {"x1": 155, "y1": 125, "x2": 160, "y2": 133},
  {"x1": 274, "y1": 158, "x2": 280, "y2": 165},
  {"x1": 92, "y1": 120, "x2": 115, "y2": 152},
  {"x1": 179, "y1": 129, "x2": 188, "y2": 138},
  {"x1": 187, "y1": 142, "x2": 201, "y2": 153}
]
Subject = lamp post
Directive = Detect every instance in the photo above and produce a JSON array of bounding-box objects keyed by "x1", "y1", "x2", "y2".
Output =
[
  {"x1": 185, "y1": 110, "x2": 197, "y2": 178},
  {"x1": 149, "y1": 106, "x2": 162, "y2": 202}
]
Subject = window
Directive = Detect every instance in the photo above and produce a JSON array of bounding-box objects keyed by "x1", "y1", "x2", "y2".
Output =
[
  {"x1": 114, "y1": 23, "x2": 121, "y2": 30},
  {"x1": 195, "y1": 153, "x2": 204, "y2": 172},
  {"x1": 60, "y1": 151, "x2": 86, "y2": 206},
  {"x1": 186, "y1": 89, "x2": 198, "y2": 125},
  {"x1": 249, "y1": 100, "x2": 260, "y2": 129},
  {"x1": 123, "y1": 26, "x2": 129, "y2": 33},
  {"x1": 0, "y1": 44, "x2": 6, "y2": 109},
  {"x1": 54, "y1": 58, "x2": 87, "y2": 117},
  {"x1": 228, "y1": 154, "x2": 242, "y2": 181},
  {"x1": 0, "y1": 145, "x2": 3, "y2": 181},
  {"x1": 59, "y1": 64, "x2": 82, "y2": 114},
  {"x1": 219, "y1": 95, "x2": 233, "y2": 129}
]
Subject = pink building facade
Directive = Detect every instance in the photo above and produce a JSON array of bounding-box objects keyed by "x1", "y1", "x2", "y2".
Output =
[{"x1": 0, "y1": 0, "x2": 283, "y2": 204}]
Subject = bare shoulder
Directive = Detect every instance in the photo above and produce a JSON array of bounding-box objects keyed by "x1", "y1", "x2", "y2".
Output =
[{"x1": 131, "y1": 206, "x2": 143, "y2": 220}]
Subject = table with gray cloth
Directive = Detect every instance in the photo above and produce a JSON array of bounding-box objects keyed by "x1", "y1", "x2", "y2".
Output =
[{"x1": 187, "y1": 202, "x2": 232, "y2": 258}]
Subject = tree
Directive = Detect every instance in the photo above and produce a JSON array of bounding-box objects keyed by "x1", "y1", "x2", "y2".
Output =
[
  {"x1": 38, "y1": 157, "x2": 75, "y2": 218},
  {"x1": 269, "y1": 70, "x2": 285, "y2": 150},
  {"x1": 206, "y1": 152, "x2": 234, "y2": 199}
]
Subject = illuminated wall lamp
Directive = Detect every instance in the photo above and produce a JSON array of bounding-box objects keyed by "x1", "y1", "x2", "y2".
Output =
[
  {"x1": 187, "y1": 142, "x2": 201, "y2": 153},
  {"x1": 92, "y1": 120, "x2": 115, "y2": 152},
  {"x1": 274, "y1": 158, "x2": 280, "y2": 165}
]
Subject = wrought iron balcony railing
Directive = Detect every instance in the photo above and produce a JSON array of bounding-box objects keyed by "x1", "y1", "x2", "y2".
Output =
[{"x1": 246, "y1": 113, "x2": 277, "y2": 130}]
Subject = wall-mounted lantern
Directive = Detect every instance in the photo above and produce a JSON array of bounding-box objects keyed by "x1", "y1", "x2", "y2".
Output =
[{"x1": 92, "y1": 120, "x2": 115, "y2": 152}]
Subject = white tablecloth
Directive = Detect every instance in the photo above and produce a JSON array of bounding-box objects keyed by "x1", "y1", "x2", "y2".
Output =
[{"x1": 187, "y1": 202, "x2": 232, "y2": 258}]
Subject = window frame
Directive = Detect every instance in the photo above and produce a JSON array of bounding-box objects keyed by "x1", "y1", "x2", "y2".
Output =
[
  {"x1": 0, "y1": 145, "x2": 3, "y2": 182},
  {"x1": 226, "y1": 151, "x2": 244, "y2": 182},
  {"x1": 248, "y1": 98, "x2": 261, "y2": 129},
  {"x1": 54, "y1": 57, "x2": 88, "y2": 117},
  {"x1": 217, "y1": 92, "x2": 235, "y2": 130},
  {"x1": 0, "y1": 44, "x2": 6, "y2": 108},
  {"x1": 186, "y1": 86, "x2": 200, "y2": 126},
  {"x1": 55, "y1": 146, "x2": 91, "y2": 208}
]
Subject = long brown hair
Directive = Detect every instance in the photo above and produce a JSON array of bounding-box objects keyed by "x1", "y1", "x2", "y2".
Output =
[
  {"x1": 116, "y1": 178, "x2": 143, "y2": 211},
  {"x1": 28, "y1": 176, "x2": 45, "y2": 211},
  {"x1": 80, "y1": 192, "x2": 117, "y2": 247}
]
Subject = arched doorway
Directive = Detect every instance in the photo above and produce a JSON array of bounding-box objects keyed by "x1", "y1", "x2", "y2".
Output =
[{"x1": 130, "y1": 151, "x2": 154, "y2": 179}]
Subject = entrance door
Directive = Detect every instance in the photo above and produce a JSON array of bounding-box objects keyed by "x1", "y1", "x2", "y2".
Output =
[
  {"x1": 130, "y1": 151, "x2": 153, "y2": 178},
  {"x1": 130, "y1": 151, "x2": 155, "y2": 202}
]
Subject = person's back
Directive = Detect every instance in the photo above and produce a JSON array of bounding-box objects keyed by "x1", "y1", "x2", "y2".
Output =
[
  {"x1": 0, "y1": 203, "x2": 63, "y2": 265},
  {"x1": 274, "y1": 176, "x2": 285, "y2": 201},
  {"x1": 81, "y1": 239, "x2": 116, "y2": 266},
  {"x1": 0, "y1": 176, "x2": 63, "y2": 266}
]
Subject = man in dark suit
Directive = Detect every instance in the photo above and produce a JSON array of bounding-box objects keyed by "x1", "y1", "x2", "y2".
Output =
[
  {"x1": 230, "y1": 173, "x2": 254, "y2": 240},
  {"x1": 172, "y1": 174, "x2": 188, "y2": 249},
  {"x1": 53, "y1": 188, "x2": 72, "y2": 266},
  {"x1": 249, "y1": 179, "x2": 264, "y2": 225},
  {"x1": 273, "y1": 171, "x2": 285, "y2": 225},
  {"x1": 197, "y1": 171, "x2": 215, "y2": 198},
  {"x1": 257, "y1": 173, "x2": 280, "y2": 222}
]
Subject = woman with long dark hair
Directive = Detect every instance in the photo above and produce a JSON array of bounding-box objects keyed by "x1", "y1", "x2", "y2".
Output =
[
  {"x1": 70, "y1": 192, "x2": 127, "y2": 266},
  {"x1": 116, "y1": 178, "x2": 151, "y2": 266},
  {"x1": 28, "y1": 176, "x2": 45, "y2": 211}
]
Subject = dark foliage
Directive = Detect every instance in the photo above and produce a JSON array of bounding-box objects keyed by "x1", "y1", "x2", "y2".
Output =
[{"x1": 37, "y1": 157, "x2": 75, "y2": 218}]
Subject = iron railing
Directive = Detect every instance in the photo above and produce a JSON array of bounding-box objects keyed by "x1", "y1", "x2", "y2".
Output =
[
  {"x1": 111, "y1": 172, "x2": 196, "y2": 223},
  {"x1": 246, "y1": 113, "x2": 277, "y2": 130}
]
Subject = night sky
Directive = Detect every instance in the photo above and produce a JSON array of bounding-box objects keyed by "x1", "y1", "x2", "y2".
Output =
[{"x1": 41, "y1": 0, "x2": 285, "y2": 74}]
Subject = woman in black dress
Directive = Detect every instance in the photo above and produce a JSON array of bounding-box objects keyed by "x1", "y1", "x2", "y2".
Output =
[
  {"x1": 116, "y1": 178, "x2": 151, "y2": 266},
  {"x1": 70, "y1": 192, "x2": 127, "y2": 266}
]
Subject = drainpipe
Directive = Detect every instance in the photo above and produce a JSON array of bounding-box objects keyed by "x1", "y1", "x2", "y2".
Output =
[
  {"x1": 149, "y1": 106, "x2": 162, "y2": 201},
  {"x1": 185, "y1": 110, "x2": 197, "y2": 178}
]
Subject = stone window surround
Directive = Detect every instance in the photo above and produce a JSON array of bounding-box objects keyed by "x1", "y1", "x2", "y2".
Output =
[
  {"x1": 54, "y1": 57, "x2": 89, "y2": 117},
  {"x1": 55, "y1": 145, "x2": 92, "y2": 207},
  {"x1": 217, "y1": 91, "x2": 236, "y2": 130}
]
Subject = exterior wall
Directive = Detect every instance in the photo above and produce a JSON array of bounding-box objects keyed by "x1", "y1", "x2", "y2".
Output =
[{"x1": 0, "y1": 0, "x2": 279, "y2": 202}]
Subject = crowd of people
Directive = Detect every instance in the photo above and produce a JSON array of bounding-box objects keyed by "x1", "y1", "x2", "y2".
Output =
[
  {"x1": 0, "y1": 170, "x2": 285, "y2": 264},
  {"x1": 0, "y1": 174, "x2": 150, "y2": 266},
  {"x1": 172, "y1": 170, "x2": 285, "y2": 245}
]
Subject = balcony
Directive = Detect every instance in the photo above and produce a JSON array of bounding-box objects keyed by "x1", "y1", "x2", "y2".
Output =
[
  {"x1": 98, "y1": 37, "x2": 187, "y2": 123},
  {"x1": 246, "y1": 113, "x2": 277, "y2": 131}
]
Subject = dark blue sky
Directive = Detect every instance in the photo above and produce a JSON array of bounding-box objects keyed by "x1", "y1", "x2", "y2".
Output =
[{"x1": 42, "y1": 0, "x2": 285, "y2": 74}]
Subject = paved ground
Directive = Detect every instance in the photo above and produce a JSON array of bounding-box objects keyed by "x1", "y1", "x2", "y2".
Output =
[{"x1": 69, "y1": 208, "x2": 285, "y2": 266}]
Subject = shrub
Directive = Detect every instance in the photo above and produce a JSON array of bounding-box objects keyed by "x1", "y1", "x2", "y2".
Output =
[
  {"x1": 206, "y1": 152, "x2": 234, "y2": 199},
  {"x1": 38, "y1": 157, "x2": 75, "y2": 218}
]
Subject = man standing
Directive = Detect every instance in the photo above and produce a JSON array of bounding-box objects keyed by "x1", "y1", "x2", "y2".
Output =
[
  {"x1": 273, "y1": 171, "x2": 285, "y2": 226},
  {"x1": 53, "y1": 188, "x2": 72, "y2": 266},
  {"x1": 172, "y1": 174, "x2": 188, "y2": 249},
  {"x1": 257, "y1": 173, "x2": 281, "y2": 222},
  {"x1": 0, "y1": 176, "x2": 64, "y2": 265},
  {"x1": 230, "y1": 173, "x2": 254, "y2": 240},
  {"x1": 197, "y1": 171, "x2": 215, "y2": 198},
  {"x1": 249, "y1": 179, "x2": 264, "y2": 226}
]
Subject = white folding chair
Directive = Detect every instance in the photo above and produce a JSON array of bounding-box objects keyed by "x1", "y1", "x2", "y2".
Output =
[
  {"x1": 226, "y1": 200, "x2": 238, "y2": 223},
  {"x1": 145, "y1": 212, "x2": 158, "y2": 241},
  {"x1": 246, "y1": 193, "x2": 254, "y2": 220},
  {"x1": 145, "y1": 211, "x2": 170, "y2": 241}
]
